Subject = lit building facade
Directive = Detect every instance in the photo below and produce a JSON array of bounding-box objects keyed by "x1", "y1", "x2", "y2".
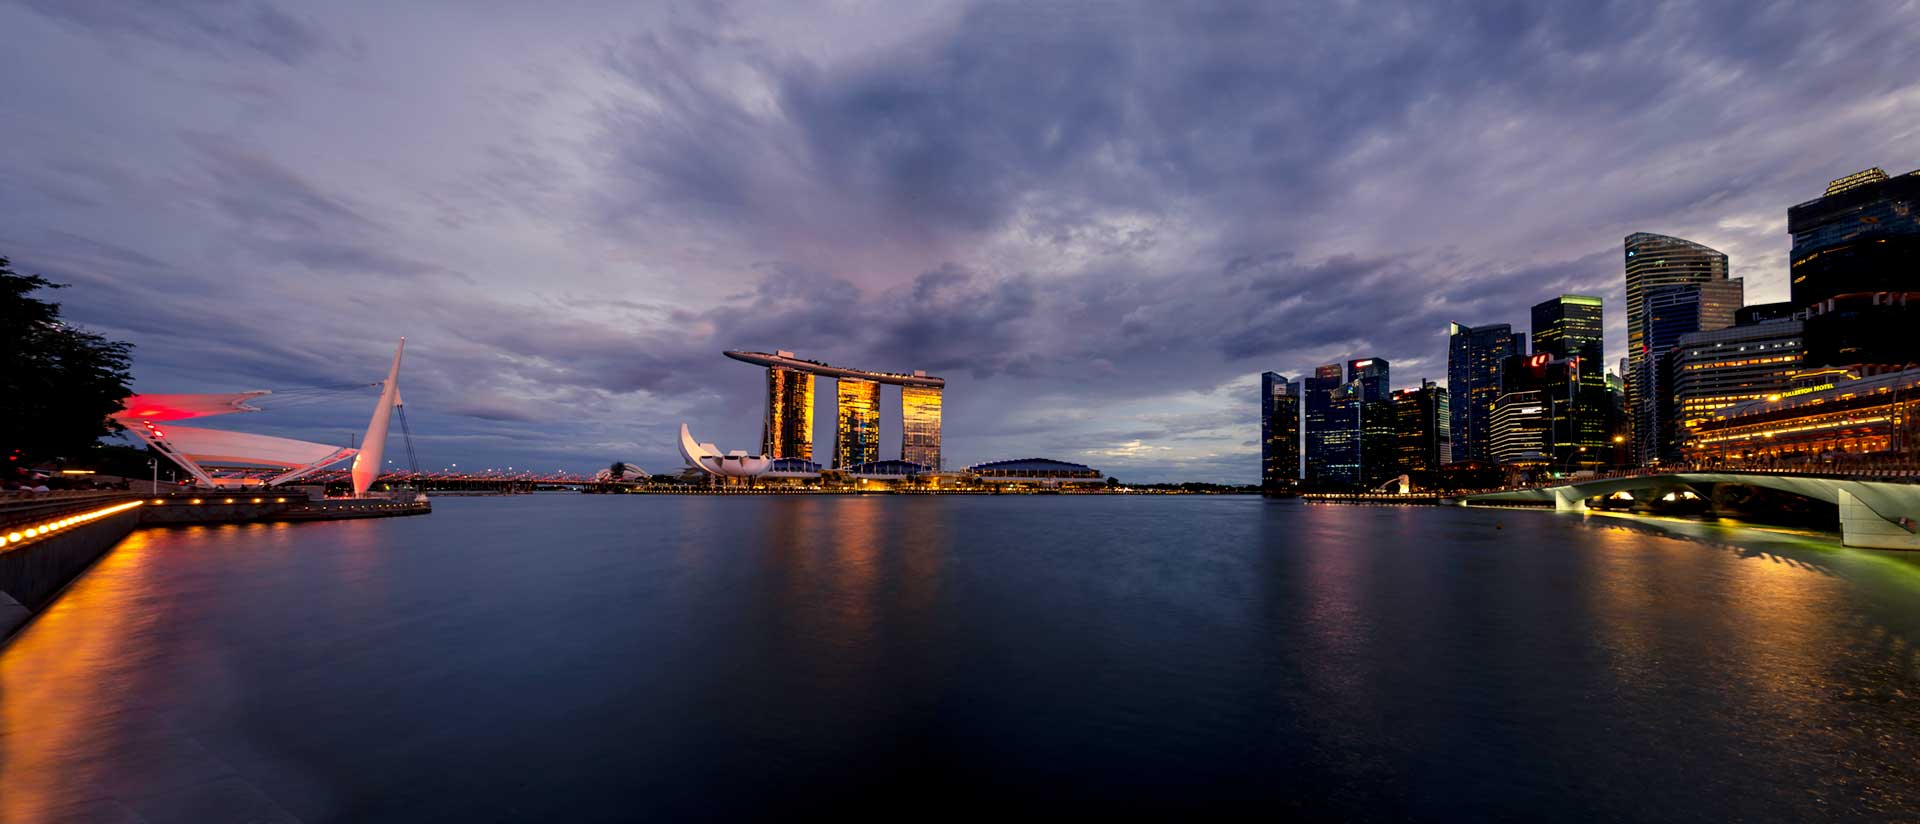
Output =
[
  {"x1": 1499, "y1": 353, "x2": 1597, "y2": 471},
  {"x1": 1393, "y1": 380, "x2": 1451, "y2": 478},
  {"x1": 1530, "y1": 295, "x2": 1604, "y2": 373},
  {"x1": 1671, "y1": 319, "x2": 1804, "y2": 435},
  {"x1": 1489, "y1": 389, "x2": 1550, "y2": 467},
  {"x1": 1304, "y1": 363, "x2": 1360, "y2": 487},
  {"x1": 1634, "y1": 278, "x2": 1743, "y2": 465},
  {"x1": 1260, "y1": 372, "x2": 1301, "y2": 489},
  {"x1": 1683, "y1": 366, "x2": 1920, "y2": 468},
  {"x1": 1447, "y1": 322, "x2": 1525, "y2": 464},
  {"x1": 1348, "y1": 358, "x2": 1398, "y2": 487},
  {"x1": 724, "y1": 350, "x2": 945, "y2": 470},
  {"x1": 835, "y1": 378, "x2": 881, "y2": 469},
  {"x1": 1531, "y1": 294, "x2": 1608, "y2": 468},
  {"x1": 900, "y1": 385, "x2": 942, "y2": 470},
  {"x1": 1623, "y1": 233, "x2": 1737, "y2": 465},
  {"x1": 1788, "y1": 167, "x2": 1920, "y2": 307},
  {"x1": 763, "y1": 367, "x2": 815, "y2": 460}
]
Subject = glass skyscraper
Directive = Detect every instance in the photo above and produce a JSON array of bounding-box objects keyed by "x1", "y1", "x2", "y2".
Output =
[
  {"x1": 1259, "y1": 372, "x2": 1301, "y2": 489},
  {"x1": 1304, "y1": 364, "x2": 1360, "y2": 487},
  {"x1": 1635, "y1": 279, "x2": 1743, "y2": 464},
  {"x1": 1789, "y1": 167, "x2": 1920, "y2": 306},
  {"x1": 1393, "y1": 380, "x2": 1450, "y2": 478},
  {"x1": 900, "y1": 385, "x2": 942, "y2": 469},
  {"x1": 1788, "y1": 167, "x2": 1920, "y2": 370},
  {"x1": 1623, "y1": 233, "x2": 1739, "y2": 465},
  {"x1": 1531, "y1": 295, "x2": 1608, "y2": 468},
  {"x1": 835, "y1": 378, "x2": 881, "y2": 468},
  {"x1": 1347, "y1": 358, "x2": 1396, "y2": 487},
  {"x1": 1447, "y1": 322, "x2": 1524, "y2": 464},
  {"x1": 763, "y1": 367, "x2": 815, "y2": 460}
]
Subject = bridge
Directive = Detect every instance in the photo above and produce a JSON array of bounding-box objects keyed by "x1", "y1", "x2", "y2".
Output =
[{"x1": 1462, "y1": 470, "x2": 1920, "y2": 549}]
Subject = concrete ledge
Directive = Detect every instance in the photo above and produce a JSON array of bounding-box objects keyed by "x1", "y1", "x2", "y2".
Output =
[{"x1": 0, "y1": 507, "x2": 142, "y2": 614}]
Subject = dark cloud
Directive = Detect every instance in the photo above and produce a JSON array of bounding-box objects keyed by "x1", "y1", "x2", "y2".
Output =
[{"x1": 2, "y1": 0, "x2": 1917, "y2": 480}]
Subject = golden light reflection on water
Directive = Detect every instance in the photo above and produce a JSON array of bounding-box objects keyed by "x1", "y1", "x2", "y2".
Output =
[{"x1": 0, "y1": 531, "x2": 166, "y2": 822}]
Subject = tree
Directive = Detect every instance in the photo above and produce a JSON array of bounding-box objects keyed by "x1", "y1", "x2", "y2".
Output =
[{"x1": 1, "y1": 256, "x2": 134, "y2": 466}]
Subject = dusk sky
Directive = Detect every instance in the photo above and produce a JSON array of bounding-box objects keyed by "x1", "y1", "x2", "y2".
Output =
[{"x1": 3, "y1": 0, "x2": 1917, "y2": 482}]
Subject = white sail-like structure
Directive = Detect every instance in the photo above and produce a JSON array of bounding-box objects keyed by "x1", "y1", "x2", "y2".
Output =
[
  {"x1": 679, "y1": 423, "x2": 771, "y2": 478},
  {"x1": 351, "y1": 339, "x2": 406, "y2": 497},
  {"x1": 116, "y1": 391, "x2": 357, "y2": 487}
]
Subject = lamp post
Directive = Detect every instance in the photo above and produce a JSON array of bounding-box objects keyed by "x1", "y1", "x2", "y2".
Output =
[{"x1": 149, "y1": 458, "x2": 158, "y2": 494}]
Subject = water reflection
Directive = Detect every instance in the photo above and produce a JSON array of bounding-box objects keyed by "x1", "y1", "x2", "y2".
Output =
[{"x1": 0, "y1": 497, "x2": 1916, "y2": 820}]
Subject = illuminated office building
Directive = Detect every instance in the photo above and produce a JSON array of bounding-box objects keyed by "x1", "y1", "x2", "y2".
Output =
[
  {"x1": 1260, "y1": 372, "x2": 1301, "y2": 489},
  {"x1": 1531, "y1": 295, "x2": 1604, "y2": 374},
  {"x1": 1498, "y1": 353, "x2": 1597, "y2": 471},
  {"x1": 1393, "y1": 380, "x2": 1451, "y2": 478},
  {"x1": 1788, "y1": 167, "x2": 1920, "y2": 306},
  {"x1": 763, "y1": 367, "x2": 815, "y2": 460},
  {"x1": 1623, "y1": 233, "x2": 1738, "y2": 464},
  {"x1": 1635, "y1": 280, "x2": 1744, "y2": 464},
  {"x1": 835, "y1": 378, "x2": 881, "y2": 469},
  {"x1": 1787, "y1": 167, "x2": 1920, "y2": 371},
  {"x1": 1531, "y1": 294, "x2": 1608, "y2": 467},
  {"x1": 1671, "y1": 319, "x2": 1804, "y2": 435},
  {"x1": 1447, "y1": 322, "x2": 1525, "y2": 463},
  {"x1": 1304, "y1": 364, "x2": 1360, "y2": 487},
  {"x1": 1489, "y1": 389, "x2": 1550, "y2": 468},
  {"x1": 900, "y1": 385, "x2": 943, "y2": 470},
  {"x1": 1348, "y1": 358, "x2": 1398, "y2": 487}
]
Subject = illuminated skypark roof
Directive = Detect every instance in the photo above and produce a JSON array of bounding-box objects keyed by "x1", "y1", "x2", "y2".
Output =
[{"x1": 724, "y1": 350, "x2": 945, "y2": 388}]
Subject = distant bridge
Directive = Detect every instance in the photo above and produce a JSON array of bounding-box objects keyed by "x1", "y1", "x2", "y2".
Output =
[{"x1": 1462, "y1": 471, "x2": 1920, "y2": 549}]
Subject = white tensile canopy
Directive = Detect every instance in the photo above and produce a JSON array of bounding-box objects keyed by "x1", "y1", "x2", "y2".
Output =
[
  {"x1": 116, "y1": 392, "x2": 270, "y2": 422},
  {"x1": 116, "y1": 391, "x2": 358, "y2": 487},
  {"x1": 152, "y1": 424, "x2": 356, "y2": 469}
]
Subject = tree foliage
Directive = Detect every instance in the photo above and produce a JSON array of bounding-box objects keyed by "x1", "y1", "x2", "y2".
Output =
[{"x1": 1, "y1": 256, "x2": 134, "y2": 464}]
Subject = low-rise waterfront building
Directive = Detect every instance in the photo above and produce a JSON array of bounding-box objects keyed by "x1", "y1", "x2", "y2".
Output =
[
  {"x1": 1682, "y1": 366, "x2": 1920, "y2": 468},
  {"x1": 964, "y1": 458, "x2": 1105, "y2": 487}
]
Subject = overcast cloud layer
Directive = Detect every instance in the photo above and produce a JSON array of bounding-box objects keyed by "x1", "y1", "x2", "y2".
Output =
[{"x1": 3, "y1": 0, "x2": 1918, "y2": 482}]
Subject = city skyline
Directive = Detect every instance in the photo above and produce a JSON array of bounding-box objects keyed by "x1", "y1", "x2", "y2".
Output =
[{"x1": 3, "y1": 2, "x2": 1919, "y2": 482}]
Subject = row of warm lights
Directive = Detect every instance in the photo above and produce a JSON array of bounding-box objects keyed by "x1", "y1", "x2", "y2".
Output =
[
  {"x1": 0, "y1": 500, "x2": 144, "y2": 549},
  {"x1": 150, "y1": 497, "x2": 288, "y2": 505}
]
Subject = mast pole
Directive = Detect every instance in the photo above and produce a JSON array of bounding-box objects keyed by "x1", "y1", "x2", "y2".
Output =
[{"x1": 350, "y1": 338, "x2": 406, "y2": 497}]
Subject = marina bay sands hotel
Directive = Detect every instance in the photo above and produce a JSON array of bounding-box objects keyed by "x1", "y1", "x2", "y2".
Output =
[{"x1": 724, "y1": 351, "x2": 944, "y2": 470}]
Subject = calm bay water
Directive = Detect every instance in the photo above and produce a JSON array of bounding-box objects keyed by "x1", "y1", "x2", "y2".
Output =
[{"x1": 3, "y1": 496, "x2": 1918, "y2": 821}]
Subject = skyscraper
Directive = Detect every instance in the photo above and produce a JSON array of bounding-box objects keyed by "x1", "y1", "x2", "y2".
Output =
[
  {"x1": 1636, "y1": 279, "x2": 1744, "y2": 464},
  {"x1": 763, "y1": 367, "x2": 815, "y2": 460},
  {"x1": 1788, "y1": 167, "x2": 1920, "y2": 370},
  {"x1": 1304, "y1": 364, "x2": 1360, "y2": 487},
  {"x1": 1496, "y1": 353, "x2": 1589, "y2": 471},
  {"x1": 900, "y1": 385, "x2": 942, "y2": 469},
  {"x1": 1623, "y1": 233, "x2": 1738, "y2": 465},
  {"x1": 1788, "y1": 167, "x2": 1920, "y2": 307},
  {"x1": 1531, "y1": 294, "x2": 1608, "y2": 468},
  {"x1": 1447, "y1": 322, "x2": 1525, "y2": 463},
  {"x1": 1260, "y1": 372, "x2": 1301, "y2": 489},
  {"x1": 835, "y1": 378, "x2": 881, "y2": 468},
  {"x1": 1531, "y1": 295, "x2": 1604, "y2": 374},
  {"x1": 1347, "y1": 358, "x2": 1396, "y2": 487},
  {"x1": 1393, "y1": 380, "x2": 1450, "y2": 480}
]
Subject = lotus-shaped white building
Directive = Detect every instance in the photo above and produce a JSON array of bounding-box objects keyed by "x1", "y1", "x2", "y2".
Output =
[{"x1": 679, "y1": 424, "x2": 772, "y2": 478}]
